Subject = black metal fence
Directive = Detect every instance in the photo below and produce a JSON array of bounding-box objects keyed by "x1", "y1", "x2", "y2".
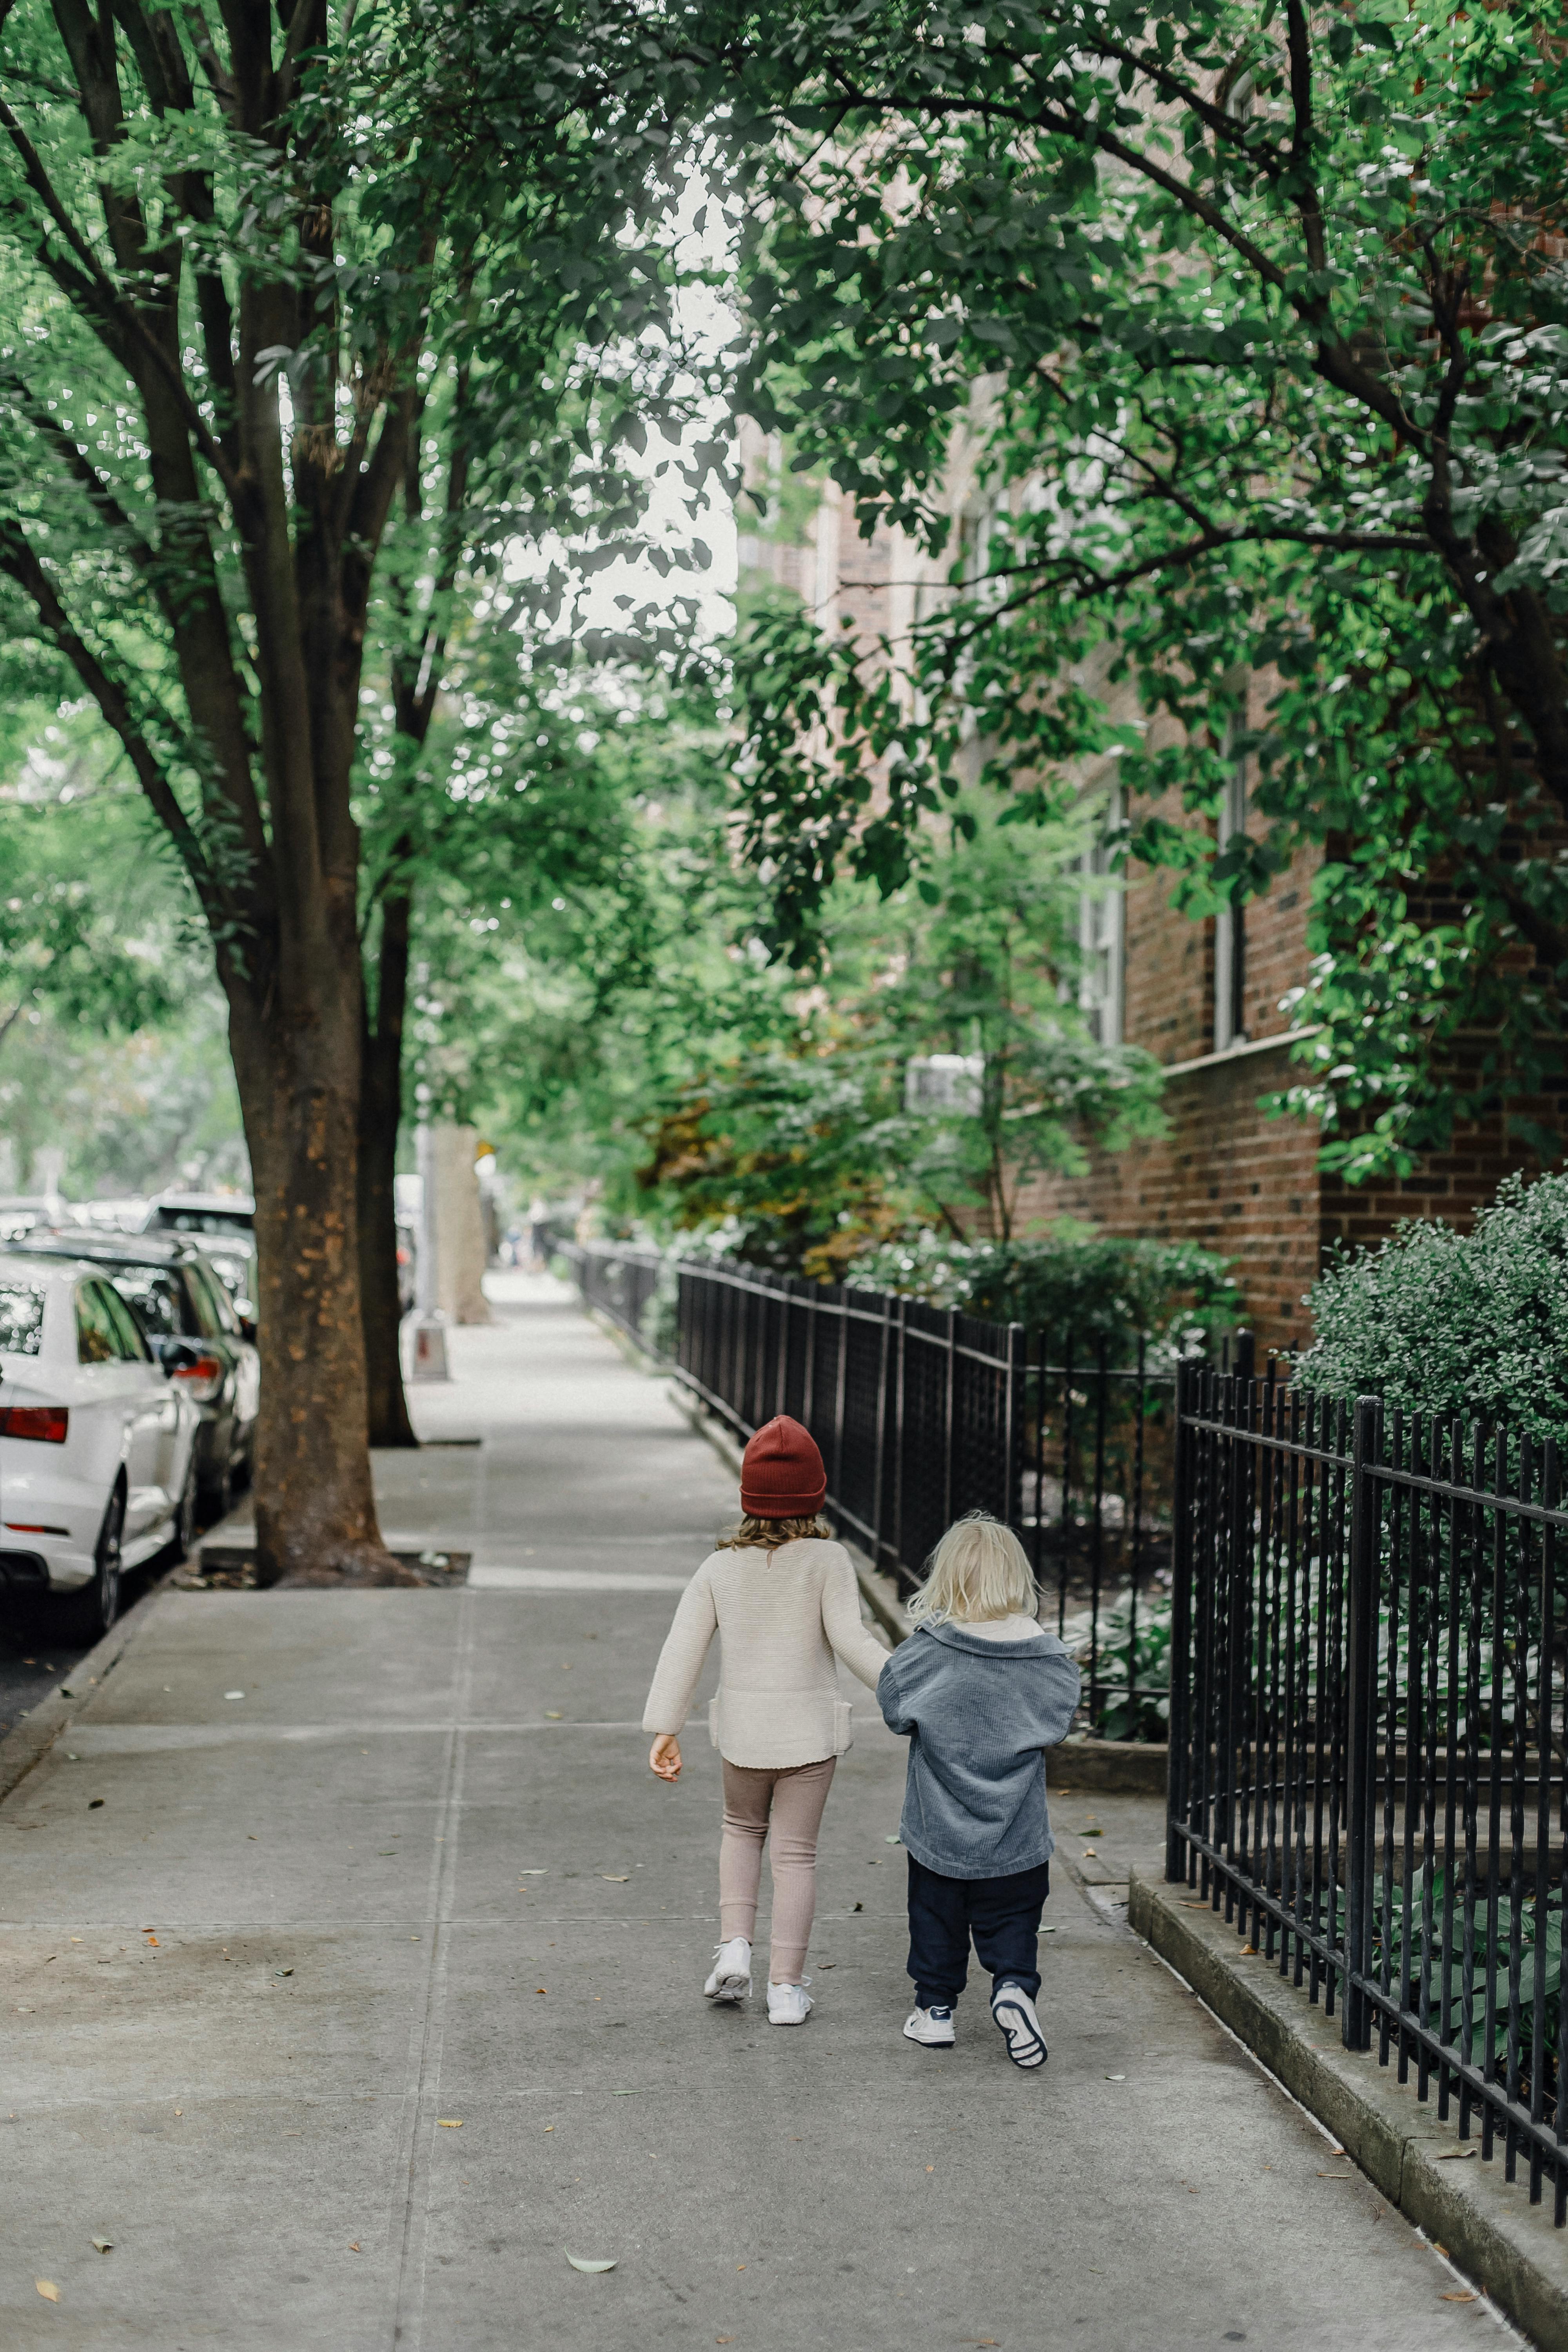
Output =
[
  {"x1": 664, "y1": 1254, "x2": 1178, "y2": 1739},
  {"x1": 1167, "y1": 1363, "x2": 1568, "y2": 2219},
  {"x1": 556, "y1": 1240, "x2": 663, "y2": 1352}
]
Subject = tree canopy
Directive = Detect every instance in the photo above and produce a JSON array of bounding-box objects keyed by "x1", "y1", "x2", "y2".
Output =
[{"x1": 708, "y1": 0, "x2": 1568, "y2": 1179}]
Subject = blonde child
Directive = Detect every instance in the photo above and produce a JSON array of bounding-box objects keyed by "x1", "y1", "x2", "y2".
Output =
[
  {"x1": 877, "y1": 1512, "x2": 1080, "y2": 2068},
  {"x1": 642, "y1": 1415, "x2": 889, "y2": 2024}
]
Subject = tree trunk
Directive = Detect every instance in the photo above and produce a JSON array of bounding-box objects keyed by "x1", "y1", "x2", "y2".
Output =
[
  {"x1": 229, "y1": 964, "x2": 416, "y2": 1587},
  {"x1": 360, "y1": 886, "x2": 417, "y2": 1448}
]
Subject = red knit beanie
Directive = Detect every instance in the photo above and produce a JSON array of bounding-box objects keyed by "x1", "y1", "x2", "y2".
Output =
[{"x1": 740, "y1": 1415, "x2": 826, "y2": 1519}]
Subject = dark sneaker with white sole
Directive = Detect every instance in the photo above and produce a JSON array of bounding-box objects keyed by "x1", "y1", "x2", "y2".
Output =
[
  {"x1": 991, "y1": 1982, "x2": 1047, "y2": 2069},
  {"x1": 903, "y1": 2004, "x2": 956, "y2": 2048}
]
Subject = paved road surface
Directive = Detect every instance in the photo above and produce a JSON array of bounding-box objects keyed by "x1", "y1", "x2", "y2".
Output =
[{"x1": 0, "y1": 1275, "x2": 1517, "y2": 2348}]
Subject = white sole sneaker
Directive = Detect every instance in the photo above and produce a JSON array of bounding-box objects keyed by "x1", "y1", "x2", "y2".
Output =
[
  {"x1": 704, "y1": 1939, "x2": 752, "y2": 2003},
  {"x1": 991, "y1": 1984, "x2": 1048, "y2": 2069},
  {"x1": 766, "y1": 1980, "x2": 813, "y2": 2025},
  {"x1": 903, "y1": 2006, "x2": 956, "y2": 2048}
]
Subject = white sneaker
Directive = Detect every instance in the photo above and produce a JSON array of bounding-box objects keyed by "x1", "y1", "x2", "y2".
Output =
[
  {"x1": 903, "y1": 2004, "x2": 956, "y2": 2048},
  {"x1": 704, "y1": 1937, "x2": 752, "y2": 2003},
  {"x1": 766, "y1": 1978, "x2": 813, "y2": 2025},
  {"x1": 991, "y1": 1981, "x2": 1048, "y2": 2069}
]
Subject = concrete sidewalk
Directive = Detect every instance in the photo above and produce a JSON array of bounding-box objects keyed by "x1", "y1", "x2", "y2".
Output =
[{"x1": 1, "y1": 1276, "x2": 1520, "y2": 2348}]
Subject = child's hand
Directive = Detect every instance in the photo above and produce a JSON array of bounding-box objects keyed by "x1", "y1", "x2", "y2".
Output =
[{"x1": 649, "y1": 1734, "x2": 682, "y2": 1782}]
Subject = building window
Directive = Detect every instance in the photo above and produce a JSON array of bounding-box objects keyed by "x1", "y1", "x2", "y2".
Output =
[
  {"x1": 1079, "y1": 788, "x2": 1124, "y2": 1047},
  {"x1": 1212, "y1": 757, "x2": 1247, "y2": 1052}
]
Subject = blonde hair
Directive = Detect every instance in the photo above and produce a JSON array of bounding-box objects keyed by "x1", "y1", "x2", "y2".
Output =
[
  {"x1": 908, "y1": 1511, "x2": 1038, "y2": 1626},
  {"x1": 715, "y1": 1513, "x2": 835, "y2": 1553}
]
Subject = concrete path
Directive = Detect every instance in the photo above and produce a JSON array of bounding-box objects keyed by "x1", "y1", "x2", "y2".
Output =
[{"x1": 1, "y1": 1276, "x2": 1520, "y2": 2349}]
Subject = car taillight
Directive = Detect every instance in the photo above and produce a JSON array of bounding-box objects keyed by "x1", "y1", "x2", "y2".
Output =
[
  {"x1": 0, "y1": 1405, "x2": 69, "y2": 1443},
  {"x1": 172, "y1": 1353, "x2": 224, "y2": 1402}
]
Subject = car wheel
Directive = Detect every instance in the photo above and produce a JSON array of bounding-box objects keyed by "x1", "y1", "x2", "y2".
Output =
[
  {"x1": 200, "y1": 1452, "x2": 233, "y2": 1526},
  {"x1": 50, "y1": 1485, "x2": 125, "y2": 1644}
]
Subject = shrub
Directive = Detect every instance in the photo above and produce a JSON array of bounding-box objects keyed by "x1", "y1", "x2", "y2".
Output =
[
  {"x1": 845, "y1": 1229, "x2": 1240, "y2": 1365},
  {"x1": 1298, "y1": 1172, "x2": 1568, "y2": 1439}
]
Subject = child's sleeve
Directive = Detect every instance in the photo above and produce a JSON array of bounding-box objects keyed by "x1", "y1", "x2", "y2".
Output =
[
  {"x1": 1036, "y1": 1647, "x2": 1082, "y2": 1747},
  {"x1": 877, "y1": 1650, "x2": 916, "y2": 1738},
  {"x1": 641, "y1": 1564, "x2": 719, "y2": 1735},
  {"x1": 821, "y1": 1548, "x2": 893, "y2": 1689}
]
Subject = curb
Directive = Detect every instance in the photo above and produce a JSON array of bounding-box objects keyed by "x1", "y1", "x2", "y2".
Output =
[
  {"x1": 1129, "y1": 1867, "x2": 1568, "y2": 2348},
  {"x1": 1054, "y1": 1736, "x2": 1167, "y2": 1795},
  {"x1": 0, "y1": 1570, "x2": 175, "y2": 1806}
]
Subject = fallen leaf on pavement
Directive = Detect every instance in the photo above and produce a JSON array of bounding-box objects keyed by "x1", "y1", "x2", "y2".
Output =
[
  {"x1": 1317, "y1": 2172, "x2": 1353, "y2": 2180},
  {"x1": 519, "y1": 1869, "x2": 548, "y2": 1876},
  {"x1": 89, "y1": 1798, "x2": 104, "y2": 1810},
  {"x1": 1440, "y1": 2293, "x2": 1476, "y2": 2303},
  {"x1": 884, "y1": 1835, "x2": 901, "y2": 1845},
  {"x1": 275, "y1": 1968, "x2": 293, "y2": 1977},
  {"x1": 1434, "y1": 2149, "x2": 1477, "y2": 2161},
  {"x1": 91, "y1": 2238, "x2": 112, "y2": 2254},
  {"x1": 565, "y1": 2254, "x2": 616, "y2": 2273},
  {"x1": 610, "y1": 2089, "x2": 638, "y2": 2096},
  {"x1": 536, "y1": 1987, "x2": 547, "y2": 1994},
  {"x1": 437, "y1": 2119, "x2": 463, "y2": 2128},
  {"x1": 348, "y1": 2243, "x2": 361, "y2": 2253},
  {"x1": 850, "y1": 1902, "x2": 863, "y2": 1913},
  {"x1": 36, "y1": 2281, "x2": 59, "y2": 2301},
  {"x1": 1105, "y1": 2074, "x2": 1126, "y2": 2082},
  {"x1": 545, "y1": 1711, "x2": 564, "y2": 1720},
  {"x1": 601, "y1": 1875, "x2": 630, "y2": 1882}
]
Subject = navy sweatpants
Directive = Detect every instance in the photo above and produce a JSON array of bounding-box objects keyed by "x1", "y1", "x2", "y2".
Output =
[{"x1": 906, "y1": 1853, "x2": 1051, "y2": 2007}]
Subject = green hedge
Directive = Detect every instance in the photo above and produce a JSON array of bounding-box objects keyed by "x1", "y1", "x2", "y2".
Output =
[
  {"x1": 845, "y1": 1229, "x2": 1240, "y2": 1365},
  {"x1": 1298, "y1": 1173, "x2": 1568, "y2": 1438}
]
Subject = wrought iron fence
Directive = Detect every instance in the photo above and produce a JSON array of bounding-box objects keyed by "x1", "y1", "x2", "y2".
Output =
[
  {"x1": 555, "y1": 1241, "x2": 664, "y2": 1352},
  {"x1": 665, "y1": 1256, "x2": 1177, "y2": 1738},
  {"x1": 1167, "y1": 1363, "x2": 1568, "y2": 2220}
]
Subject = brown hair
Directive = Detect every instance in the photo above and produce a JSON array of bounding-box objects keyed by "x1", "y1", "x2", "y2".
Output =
[{"x1": 715, "y1": 1513, "x2": 835, "y2": 1553}]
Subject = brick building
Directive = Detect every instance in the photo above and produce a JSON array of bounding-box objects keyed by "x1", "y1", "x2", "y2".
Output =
[{"x1": 736, "y1": 430, "x2": 1535, "y2": 1357}]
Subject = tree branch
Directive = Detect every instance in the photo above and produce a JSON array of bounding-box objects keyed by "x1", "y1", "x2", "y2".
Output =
[{"x1": 0, "y1": 518, "x2": 216, "y2": 912}]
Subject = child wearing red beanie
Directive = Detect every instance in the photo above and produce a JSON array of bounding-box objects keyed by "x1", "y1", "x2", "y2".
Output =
[{"x1": 642, "y1": 1415, "x2": 890, "y2": 2024}]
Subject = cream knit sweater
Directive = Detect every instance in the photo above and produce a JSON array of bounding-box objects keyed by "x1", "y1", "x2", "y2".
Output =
[{"x1": 642, "y1": 1538, "x2": 891, "y2": 1769}]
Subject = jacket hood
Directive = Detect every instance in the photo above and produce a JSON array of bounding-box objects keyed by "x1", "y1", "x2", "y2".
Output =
[{"x1": 918, "y1": 1620, "x2": 1063, "y2": 1659}]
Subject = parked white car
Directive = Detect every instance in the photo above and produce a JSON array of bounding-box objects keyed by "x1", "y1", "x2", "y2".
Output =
[{"x1": 0, "y1": 1253, "x2": 201, "y2": 1639}]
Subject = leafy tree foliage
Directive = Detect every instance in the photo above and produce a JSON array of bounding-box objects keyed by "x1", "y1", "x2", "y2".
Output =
[
  {"x1": 0, "y1": 0, "x2": 723, "y2": 1574},
  {"x1": 635, "y1": 793, "x2": 1162, "y2": 1268},
  {"x1": 710, "y1": 0, "x2": 1568, "y2": 1180}
]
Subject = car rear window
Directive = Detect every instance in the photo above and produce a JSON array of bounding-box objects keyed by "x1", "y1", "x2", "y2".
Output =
[
  {"x1": 158, "y1": 1208, "x2": 254, "y2": 1239},
  {"x1": 100, "y1": 1283, "x2": 152, "y2": 1363},
  {"x1": 0, "y1": 1282, "x2": 45, "y2": 1355},
  {"x1": 109, "y1": 1265, "x2": 188, "y2": 1339}
]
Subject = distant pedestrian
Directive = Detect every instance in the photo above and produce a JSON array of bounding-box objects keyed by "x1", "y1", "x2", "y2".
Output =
[
  {"x1": 528, "y1": 1196, "x2": 549, "y2": 1270},
  {"x1": 878, "y1": 1512, "x2": 1080, "y2": 2069},
  {"x1": 643, "y1": 1415, "x2": 889, "y2": 2026}
]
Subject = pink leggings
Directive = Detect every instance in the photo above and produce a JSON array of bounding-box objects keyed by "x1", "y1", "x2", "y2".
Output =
[{"x1": 719, "y1": 1756, "x2": 837, "y2": 1986}]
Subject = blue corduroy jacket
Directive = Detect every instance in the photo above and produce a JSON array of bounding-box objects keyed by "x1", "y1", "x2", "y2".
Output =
[{"x1": 877, "y1": 1621, "x2": 1082, "y2": 1879}]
